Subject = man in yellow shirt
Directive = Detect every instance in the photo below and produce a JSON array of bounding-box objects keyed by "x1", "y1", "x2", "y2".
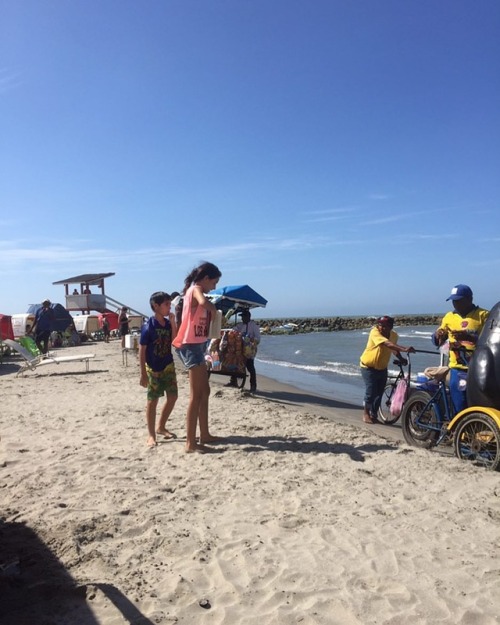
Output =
[
  {"x1": 360, "y1": 316, "x2": 415, "y2": 424},
  {"x1": 433, "y1": 284, "x2": 489, "y2": 414}
]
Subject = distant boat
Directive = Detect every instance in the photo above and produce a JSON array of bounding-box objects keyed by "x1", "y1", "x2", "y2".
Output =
[{"x1": 271, "y1": 323, "x2": 299, "y2": 334}]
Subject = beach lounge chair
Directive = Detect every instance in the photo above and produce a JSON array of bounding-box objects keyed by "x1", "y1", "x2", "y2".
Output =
[{"x1": 2, "y1": 339, "x2": 96, "y2": 376}]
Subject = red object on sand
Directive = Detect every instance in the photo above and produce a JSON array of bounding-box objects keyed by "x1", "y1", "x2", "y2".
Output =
[{"x1": 0, "y1": 314, "x2": 15, "y2": 341}]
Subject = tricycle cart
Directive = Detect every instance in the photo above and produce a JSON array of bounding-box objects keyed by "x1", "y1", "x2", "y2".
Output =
[{"x1": 400, "y1": 301, "x2": 500, "y2": 470}]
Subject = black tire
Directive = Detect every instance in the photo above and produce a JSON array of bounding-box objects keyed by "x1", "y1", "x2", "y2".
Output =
[
  {"x1": 378, "y1": 382, "x2": 400, "y2": 425},
  {"x1": 401, "y1": 390, "x2": 440, "y2": 448},
  {"x1": 453, "y1": 412, "x2": 500, "y2": 471}
]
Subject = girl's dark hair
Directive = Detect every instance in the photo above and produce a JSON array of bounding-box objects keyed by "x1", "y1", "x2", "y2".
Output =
[
  {"x1": 183, "y1": 261, "x2": 221, "y2": 293},
  {"x1": 149, "y1": 291, "x2": 170, "y2": 311}
]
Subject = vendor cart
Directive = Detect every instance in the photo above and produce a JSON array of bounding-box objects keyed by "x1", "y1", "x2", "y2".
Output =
[
  {"x1": 205, "y1": 284, "x2": 267, "y2": 389},
  {"x1": 207, "y1": 329, "x2": 247, "y2": 388}
]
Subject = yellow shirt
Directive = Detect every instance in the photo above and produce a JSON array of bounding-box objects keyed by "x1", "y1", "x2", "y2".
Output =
[
  {"x1": 438, "y1": 306, "x2": 489, "y2": 369},
  {"x1": 360, "y1": 327, "x2": 398, "y2": 370}
]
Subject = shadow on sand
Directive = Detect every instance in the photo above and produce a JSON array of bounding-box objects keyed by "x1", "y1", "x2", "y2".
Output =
[
  {"x1": 247, "y1": 387, "x2": 360, "y2": 412},
  {"x1": 220, "y1": 434, "x2": 398, "y2": 462},
  {"x1": 0, "y1": 519, "x2": 155, "y2": 625}
]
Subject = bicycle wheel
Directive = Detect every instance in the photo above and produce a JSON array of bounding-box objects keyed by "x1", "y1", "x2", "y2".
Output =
[
  {"x1": 454, "y1": 412, "x2": 500, "y2": 471},
  {"x1": 401, "y1": 390, "x2": 440, "y2": 448},
  {"x1": 378, "y1": 382, "x2": 400, "y2": 425}
]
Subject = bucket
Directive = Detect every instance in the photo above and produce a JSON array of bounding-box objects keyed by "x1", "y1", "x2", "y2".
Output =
[{"x1": 125, "y1": 334, "x2": 139, "y2": 350}]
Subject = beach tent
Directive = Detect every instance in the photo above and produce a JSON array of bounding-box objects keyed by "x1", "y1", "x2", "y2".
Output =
[
  {"x1": 0, "y1": 314, "x2": 14, "y2": 341},
  {"x1": 27, "y1": 303, "x2": 74, "y2": 333},
  {"x1": 207, "y1": 285, "x2": 268, "y2": 314}
]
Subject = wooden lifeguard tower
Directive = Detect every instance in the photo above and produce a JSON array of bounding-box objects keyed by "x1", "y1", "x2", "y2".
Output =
[{"x1": 52, "y1": 273, "x2": 145, "y2": 317}]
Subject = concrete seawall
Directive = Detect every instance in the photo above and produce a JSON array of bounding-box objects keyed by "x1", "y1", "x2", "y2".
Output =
[{"x1": 255, "y1": 314, "x2": 442, "y2": 334}]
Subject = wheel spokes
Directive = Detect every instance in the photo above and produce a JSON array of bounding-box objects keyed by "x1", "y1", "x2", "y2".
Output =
[
  {"x1": 459, "y1": 421, "x2": 498, "y2": 467},
  {"x1": 409, "y1": 402, "x2": 433, "y2": 437}
]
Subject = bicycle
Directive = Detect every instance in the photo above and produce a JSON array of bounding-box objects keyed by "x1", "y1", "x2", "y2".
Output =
[
  {"x1": 378, "y1": 350, "x2": 438, "y2": 425},
  {"x1": 401, "y1": 366, "x2": 500, "y2": 470},
  {"x1": 401, "y1": 366, "x2": 452, "y2": 447},
  {"x1": 377, "y1": 357, "x2": 411, "y2": 425}
]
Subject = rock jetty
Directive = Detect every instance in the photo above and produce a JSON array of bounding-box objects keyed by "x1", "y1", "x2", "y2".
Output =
[{"x1": 257, "y1": 314, "x2": 442, "y2": 334}]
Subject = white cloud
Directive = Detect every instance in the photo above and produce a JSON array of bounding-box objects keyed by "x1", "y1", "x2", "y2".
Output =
[{"x1": 0, "y1": 234, "x2": 334, "y2": 274}]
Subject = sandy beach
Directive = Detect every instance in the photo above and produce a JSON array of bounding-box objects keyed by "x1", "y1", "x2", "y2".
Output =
[{"x1": 1, "y1": 340, "x2": 499, "y2": 625}]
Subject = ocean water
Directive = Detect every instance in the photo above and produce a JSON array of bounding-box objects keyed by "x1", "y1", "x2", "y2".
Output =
[{"x1": 255, "y1": 325, "x2": 443, "y2": 406}]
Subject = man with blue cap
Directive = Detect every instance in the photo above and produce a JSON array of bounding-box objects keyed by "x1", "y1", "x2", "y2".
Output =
[{"x1": 433, "y1": 285, "x2": 489, "y2": 413}]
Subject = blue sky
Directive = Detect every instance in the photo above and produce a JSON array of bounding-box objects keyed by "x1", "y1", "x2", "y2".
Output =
[{"x1": 1, "y1": 0, "x2": 499, "y2": 319}]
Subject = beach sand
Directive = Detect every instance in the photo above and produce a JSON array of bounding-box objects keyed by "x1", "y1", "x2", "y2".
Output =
[{"x1": 1, "y1": 340, "x2": 499, "y2": 625}]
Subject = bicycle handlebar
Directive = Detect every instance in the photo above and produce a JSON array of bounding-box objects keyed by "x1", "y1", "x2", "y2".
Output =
[
  {"x1": 412, "y1": 349, "x2": 440, "y2": 355},
  {"x1": 392, "y1": 349, "x2": 441, "y2": 367}
]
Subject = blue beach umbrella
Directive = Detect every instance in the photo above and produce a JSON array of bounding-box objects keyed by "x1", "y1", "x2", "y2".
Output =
[{"x1": 207, "y1": 285, "x2": 268, "y2": 314}]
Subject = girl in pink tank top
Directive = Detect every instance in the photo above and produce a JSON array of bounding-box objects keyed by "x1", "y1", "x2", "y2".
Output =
[
  {"x1": 173, "y1": 261, "x2": 223, "y2": 453},
  {"x1": 172, "y1": 284, "x2": 211, "y2": 347}
]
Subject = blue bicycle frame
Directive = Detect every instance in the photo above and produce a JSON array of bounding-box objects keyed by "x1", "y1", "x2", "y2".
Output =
[{"x1": 414, "y1": 380, "x2": 456, "y2": 444}]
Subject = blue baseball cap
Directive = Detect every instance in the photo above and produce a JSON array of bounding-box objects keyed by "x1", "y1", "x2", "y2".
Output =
[{"x1": 446, "y1": 284, "x2": 473, "y2": 301}]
